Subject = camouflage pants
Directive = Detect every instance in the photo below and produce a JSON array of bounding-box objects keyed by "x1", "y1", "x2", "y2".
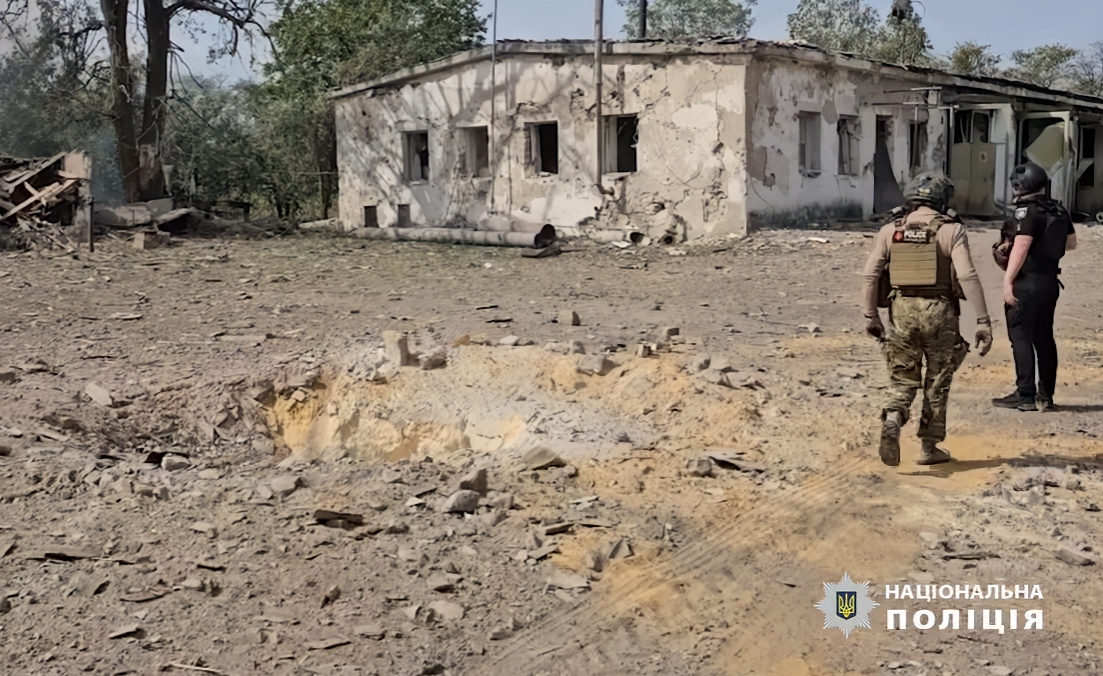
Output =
[{"x1": 881, "y1": 296, "x2": 970, "y2": 442}]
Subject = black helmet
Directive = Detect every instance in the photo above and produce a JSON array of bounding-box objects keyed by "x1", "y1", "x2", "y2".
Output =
[{"x1": 1010, "y1": 162, "x2": 1048, "y2": 196}]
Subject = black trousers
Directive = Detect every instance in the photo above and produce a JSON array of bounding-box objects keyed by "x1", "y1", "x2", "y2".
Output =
[{"x1": 1005, "y1": 272, "x2": 1061, "y2": 400}]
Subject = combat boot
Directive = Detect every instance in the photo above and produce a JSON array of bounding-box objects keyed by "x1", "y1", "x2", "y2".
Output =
[
  {"x1": 879, "y1": 411, "x2": 902, "y2": 467},
  {"x1": 917, "y1": 440, "x2": 952, "y2": 465}
]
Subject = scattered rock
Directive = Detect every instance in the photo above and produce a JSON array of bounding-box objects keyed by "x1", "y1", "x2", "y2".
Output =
[
  {"x1": 690, "y1": 354, "x2": 711, "y2": 372},
  {"x1": 457, "y1": 468, "x2": 488, "y2": 495},
  {"x1": 707, "y1": 451, "x2": 766, "y2": 473},
  {"x1": 0, "y1": 445, "x2": 10, "y2": 457},
  {"x1": 189, "y1": 522, "x2": 217, "y2": 537},
  {"x1": 798, "y1": 323, "x2": 822, "y2": 334},
  {"x1": 198, "y1": 469, "x2": 221, "y2": 481},
  {"x1": 426, "y1": 573, "x2": 455, "y2": 593},
  {"x1": 662, "y1": 327, "x2": 680, "y2": 337},
  {"x1": 441, "y1": 490, "x2": 481, "y2": 513},
  {"x1": 70, "y1": 572, "x2": 109, "y2": 597},
  {"x1": 353, "y1": 624, "x2": 386, "y2": 640},
  {"x1": 606, "y1": 538, "x2": 633, "y2": 560},
  {"x1": 84, "y1": 382, "x2": 114, "y2": 407},
  {"x1": 161, "y1": 454, "x2": 191, "y2": 472},
  {"x1": 307, "y1": 637, "x2": 351, "y2": 650},
  {"x1": 558, "y1": 310, "x2": 581, "y2": 326},
  {"x1": 419, "y1": 351, "x2": 447, "y2": 370},
  {"x1": 429, "y1": 600, "x2": 465, "y2": 621},
  {"x1": 270, "y1": 475, "x2": 299, "y2": 498},
  {"x1": 987, "y1": 668, "x2": 1013, "y2": 676},
  {"x1": 546, "y1": 571, "x2": 590, "y2": 591},
  {"x1": 576, "y1": 355, "x2": 615, "y2": 376},
  {"x1": 524, "y1": 447, "x2": 566, "y2": 471},
  {"x1": 321, "y1": 585, "x2": 341, "y2": 607},
  {"x1": 499, "y1": 335, "x2": 520, "y2": 347},
  {"x1": 686, "y1": 457, "x2": 714, "y2": 477},
  {"x1": 1055, "y1": 548, "x2": 1095, "y2": 566},
  {"x1": 383, "y1": 330, "x2": 413, "y2": 366},
  {"x1": 108, "y1": 624, "x2": 141, "y2": 639},
  {"x1": 0, "y1": 369, "x2": 18, "y2": 384},
  {"x1": 569, "y1": 340, "x2": 585, "y2": 354}
]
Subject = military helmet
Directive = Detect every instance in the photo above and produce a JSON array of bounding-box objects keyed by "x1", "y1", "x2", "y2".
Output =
[
  {"x1": 904, "y1": 171, "x2": 954, "y2": 209},
  {"x1": 1010, "y1": 162, "x2": 1048, "y2": 196}
]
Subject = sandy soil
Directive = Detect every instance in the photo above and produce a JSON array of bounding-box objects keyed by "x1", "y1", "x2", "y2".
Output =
[{"x1": 1, "y1": 225, "x2": 1101, "y2": 676}]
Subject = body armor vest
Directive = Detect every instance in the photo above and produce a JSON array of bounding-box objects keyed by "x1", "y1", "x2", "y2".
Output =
[{"x1": 888, "y1": 216, "x2": 954, "y2": 297}]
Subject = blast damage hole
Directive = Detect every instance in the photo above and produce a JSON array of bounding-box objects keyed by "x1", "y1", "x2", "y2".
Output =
[{"x1": 629, "y1": 232, "x2": 644, "y2": 245}]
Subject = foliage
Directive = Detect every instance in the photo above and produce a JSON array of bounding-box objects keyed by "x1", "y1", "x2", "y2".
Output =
[
  {"x1": 868, "y1": 15, "x2": 930, "y2": 65},
  {"x1": 619, "y1": 0, "x2": 756, "y2": 40},
  {"x1": 948, "y1": 41, "x2": 1000, "y2": 77},
  {"x1": 1007, "y1": 44, "x2": 1078, "y2": 88},
  {"x1": 1070, "y1": 42, "x2": 1103, "y2": 97},
  {"x1": 165, "y1": 79, "x2": 263, "y2": 207},
  {"x1": 245, "y1": 0, "x2": 486, "y2": 220},
  {"x1": 786, "y1": 0, "x2": 880, "y2": 54}
]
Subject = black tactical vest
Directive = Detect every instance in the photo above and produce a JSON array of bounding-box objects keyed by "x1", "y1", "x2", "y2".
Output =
[{"x1": 1015, "y1": 197, "x2": 1070, "y2": 276}]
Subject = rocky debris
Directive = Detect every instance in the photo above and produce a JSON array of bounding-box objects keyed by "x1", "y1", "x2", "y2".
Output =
[
  {"x1": 419, "y1": 351, "x2": 447, "y2": 370},
  {"x1": 558, "y1": 310, "x2": 581, "y2": 326},
  {"x1": 569, "y1": 340, "x2": 585, "y2": 354},
  {"x1": 108, "y1": 624, "x2": 141, "y2": 639},
  {"x1": 662, "y1": 327, "x2": 680, "y2": 338},
  {"x1": 270, "y1": 475, "x2": 300, "y2": 498},
  {"x1": 429, "y1": 600, "x2": 465, "y2": 621},
  {"x1": 0, "y1": 369, "x2": 18, "y2": 384},
  {"x1": 499, "y1": 335, "x2": 521, "y2": 347},
  {"x1": 383, "y1": 331, "x2": 414, "y2": 366},
  {"x1": 524, "y1": 447, "x2": 566, "y2": 471},
  {"x1": 457, "y1": 468, "x2": 488, "y2": 495},
  {"x1": 576, "y1": 355, "x2": 615, "y2": 376},
  {"x1": 441, "y1": 490, "x2": 481, "y2": 513},
  {"x1": 1055, "y1": 548, "x2": 1095, "y2": 566},
  {"x1": 0, "y1": 445, "x2": 11, "y2": 457},
  {"x1": 161, "y1": 454, "x2": 191, "y2": 472},
  {"x1": 686, "y1": 457, "x2": 714, "y2": 478},
  {"x1": 707, "y1": 451, "x2": 766, "y2": 473},
  {"x1": 690, "y1": 354, "x2": 711, "y2": 372},
  {"x1": 84, "y1": 382, "x2": 115, "y2": 407},
  {"x1": 546, "y1": 570, "x2": 590, "y2": 591},
  {"x1": 583, "y1": 549, "x2": 607, "y2": 573},
  {"x1": 606, "y1": 538, "x2": 634, "y2": 560},
  {"x1": 354, "y1": 624, "x2": 386, "y2": 640},
  {"x1": 132, "y1": 231, "x2": 170, "y2": 250}
]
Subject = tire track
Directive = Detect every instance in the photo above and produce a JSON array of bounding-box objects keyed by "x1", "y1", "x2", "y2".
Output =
[{"x1": 479, "y1": 451, "x2": 877, "y2": 673}]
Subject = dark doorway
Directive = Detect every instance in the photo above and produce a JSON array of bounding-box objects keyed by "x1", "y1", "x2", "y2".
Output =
[{"x1": 874, "y1": 116, "x2": 904, "y2": 214}]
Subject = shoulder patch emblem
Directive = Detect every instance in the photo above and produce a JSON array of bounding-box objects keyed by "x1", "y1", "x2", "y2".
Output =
[{"x1": 1015, "y1": 207, "x2": 1028, "y2": 220}]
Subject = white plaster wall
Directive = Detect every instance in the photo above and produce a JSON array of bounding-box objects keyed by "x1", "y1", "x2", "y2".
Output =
[
  {"x1": 336, "y1": 54, "x2": 750, "y2": 239},
  {"x1": 744, "y1": 58, "x2": 948, "y2": 227}
]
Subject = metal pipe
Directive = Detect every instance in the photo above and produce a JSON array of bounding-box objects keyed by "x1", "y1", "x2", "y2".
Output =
[
  {"x1": 595, "y1": 0, "x2": 604, "y2": 192},
  {"x1": 489, "y1": 0, "x2": 498, "y2": 214},
  {"x1": 639, "y1": 0, "x2": 647, "y2": 38},
  {"x1": 349, "y1": 224, "x2": 558, "y2": 249}
]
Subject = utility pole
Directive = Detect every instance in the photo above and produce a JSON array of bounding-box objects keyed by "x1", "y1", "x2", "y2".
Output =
[
  {"x1": 489, "y1": 0, "x2": 498, "y2": 213},
  {"x1": 594, "y1": 0, "x2": 604, "y2": 193},
  {"x1": 639, "y1": 0, "x2": 647, "y2": 38}
]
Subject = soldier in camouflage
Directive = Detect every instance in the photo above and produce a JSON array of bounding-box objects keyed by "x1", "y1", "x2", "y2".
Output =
[{"x1": 861, "y1": 172, "x2": 993, "y2": 466}]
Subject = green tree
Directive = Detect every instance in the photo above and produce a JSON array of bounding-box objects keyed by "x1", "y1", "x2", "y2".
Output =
[
  {"x1": 948, "y1": 41, "x2": 1000, "y2": 77},
  {"x1": 251, "y1": 0, "x2": 486, "y2": 219},
  {"x1": 869, "y1": 15, "x2": 931, "y2": 65},
  {"x1": 1070, "y1": 42, "x2": 1103, "y2": 97},
  {"x1": 1008, "y1": 44, "x2": 1078, "y2": 88},
  {"x1": 619, "y1": 0, "x2": 756, "y2": 40},
  {"x1": 787, "y1": 0, "x2": 880, "y2": 54}
]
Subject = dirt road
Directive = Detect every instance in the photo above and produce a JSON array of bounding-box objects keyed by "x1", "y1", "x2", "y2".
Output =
[{"x1": 1, "y1": 227, "x2": 1101, "y2": 675}]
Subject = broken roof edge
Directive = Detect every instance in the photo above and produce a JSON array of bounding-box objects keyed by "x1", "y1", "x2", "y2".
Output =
[{"x1": 329, "y1": 38, "x2": 1103, "y2": 111}]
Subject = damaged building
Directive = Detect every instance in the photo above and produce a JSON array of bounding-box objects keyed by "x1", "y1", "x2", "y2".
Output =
[{"x1": 332, "y1": 39, "x2": 1103, "y2": 240}]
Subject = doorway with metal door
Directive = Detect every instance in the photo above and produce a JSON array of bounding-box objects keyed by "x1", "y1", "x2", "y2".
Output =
[{"x1": 948, "y1": 109, "x2": 999, "y2": 216}]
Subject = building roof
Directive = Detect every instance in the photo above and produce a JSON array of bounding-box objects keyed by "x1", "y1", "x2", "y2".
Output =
[{"x1": 330, "y1": 38, "x2": 1103, "y2": 112}]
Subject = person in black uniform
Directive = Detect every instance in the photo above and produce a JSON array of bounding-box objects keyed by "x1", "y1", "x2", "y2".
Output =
[{"x1": 992, "y1": 162, "x2": 1077, "y2": 412}]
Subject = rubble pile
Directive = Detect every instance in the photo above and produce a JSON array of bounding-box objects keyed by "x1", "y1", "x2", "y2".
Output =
[{"x1": 0, "y1": 152, "x2": 92, "y2": 249}]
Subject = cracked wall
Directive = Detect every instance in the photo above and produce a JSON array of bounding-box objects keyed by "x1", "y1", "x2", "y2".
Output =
[
  {"x1": 744, "y1": 57, "x2": 948, "y2": 228},
  {"x1": 335, "y1": 54, "x2": 751, "y2": 239}
]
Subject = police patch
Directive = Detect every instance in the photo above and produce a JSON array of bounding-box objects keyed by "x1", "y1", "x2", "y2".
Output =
[
  {"x1": 1015, "y1": 207, "x2": 1028, "y2": 220},
  {"x1": 902, "y1": 229, "x2": 930, "y2": 243}
]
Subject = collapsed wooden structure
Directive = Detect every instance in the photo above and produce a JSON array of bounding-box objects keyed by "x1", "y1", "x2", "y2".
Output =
[{"x1": 0, "y1": 152, "x2": 93, "y2": 247}]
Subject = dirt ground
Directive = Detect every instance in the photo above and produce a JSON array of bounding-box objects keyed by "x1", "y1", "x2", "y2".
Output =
[{"x1": 1, "y1": 224, "x2": 1102, "y2": 676}]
